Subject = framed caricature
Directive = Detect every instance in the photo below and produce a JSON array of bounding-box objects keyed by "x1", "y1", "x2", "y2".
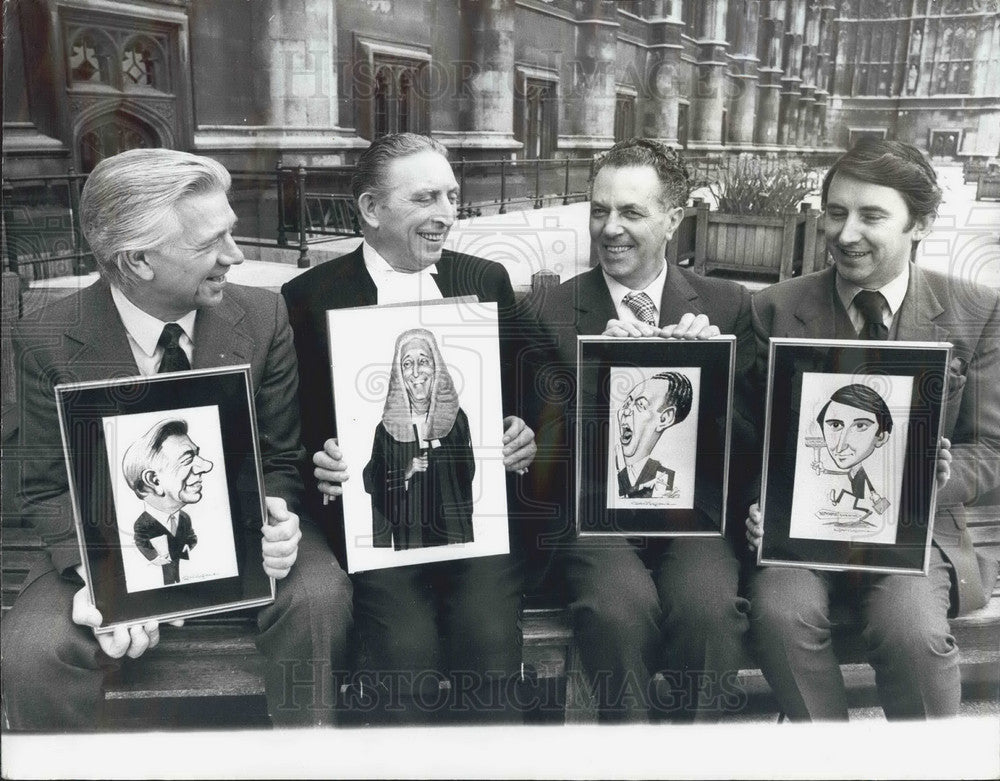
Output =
[
  {"x1": 327, "y1": 299, "x2": 509, "y2": 572},
  {"x1": 758, "y1": 338, "x2": 951, "y2": 575},
  {"x1": 576, "y1": 336, "x2": 736, "y2": 536},
  {"x1": 55, "y1": 366, "x2": 274, "y2": 631}
]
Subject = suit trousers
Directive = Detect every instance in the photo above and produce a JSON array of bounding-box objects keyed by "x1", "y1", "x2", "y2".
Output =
[
  {"x1": 557, "y1": 535, "x2": 750, "y2": 722},
  {"x1": 747, "y1": 543, "x2": 959, "y2": 720},
  {"x1": 1, "y1": 521, "x2": 352, "y2": 729},
  {"x1": 349, "y1": 553, "x2": 524, "y2": 724}
]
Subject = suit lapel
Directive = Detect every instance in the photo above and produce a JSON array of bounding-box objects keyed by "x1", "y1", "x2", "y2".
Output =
[
  {"x1": 659, "y1": 266, "x2": 700, "y2": 325},
  {"x1": 192, "y1": 294, "x2": 253, "y2": 369},
  {"x1": 65, "y1": 280, "x2": 140, "y2": 376},
  {"x1": 342, "y1": 245, "x2": 378, "y2": 306},
  {"x1": 894, "y1": 265, "x2": 947, "y2": 342},
  {"x1": 792, "y1": 266, "x2": 840, "y2": 339},
  {"x1": 574, "y1": 266, "x2": 618, "y2": 335}
]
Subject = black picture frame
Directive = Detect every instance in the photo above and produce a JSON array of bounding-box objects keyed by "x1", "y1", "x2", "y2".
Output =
[
  {"x1": 55, "y1": 366, "x2": 274, "y2": 631},
  {"x1": 758, "y1": 338, "x2": 951, "y2": 575},
  {"x1": 576, "y1": 336, "x2": 736, "y2": 537}
]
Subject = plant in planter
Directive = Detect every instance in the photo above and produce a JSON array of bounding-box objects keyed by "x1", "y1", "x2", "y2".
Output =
[
  {"x1": 709, "y1": 155, "x2": 818, "y2": 216},
  {"x1": 667, "y1": 155, "x2": 825, "y2": 282}
]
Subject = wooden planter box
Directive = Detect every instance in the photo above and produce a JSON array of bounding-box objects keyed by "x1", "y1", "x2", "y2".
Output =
[
  {"x1": 975, "y1": 174, "x2": 1000, "y2": 202},
  {"x1": 668, "y1": 201, "x2": 827, "y2": 282}
]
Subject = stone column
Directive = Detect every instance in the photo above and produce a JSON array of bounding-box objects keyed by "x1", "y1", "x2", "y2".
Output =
[
  {"x1": 253, "y1": 0, "x2": 338, "y2": 129},
  {"x1": 689, "y1": 0, "x2": 729, "y2": 146},
  {"x1": 645, "y1": 6, "x2": 685, "y2": 145},
  {"x1": 727, "y1": 0, "x2": 761, "y2": 145},
  {"x1": 563, "y1": 0, "x2": 619, "y2": 156},
  {"x1": 779, "y1": 0, "x2": 806, "y2": 146},
  {"x1": 460, "y1": 0, "x2": 520, "y2": 156},
  {"x1": 755, "y1": 1, "x2": 785, "y2": 146}
]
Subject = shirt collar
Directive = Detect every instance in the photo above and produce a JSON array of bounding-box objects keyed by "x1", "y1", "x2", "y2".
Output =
[
  {"x1": 602, "y1": 262, "x2": 668, "y2": 314},
  {"x1": 110, "y1": 285, "x2": 197, "y2": 358},
  {"x1": 141, "y1": 504, "x2": 177, "y2": 527},
  {"x1": 835, "y1": 262, "x2": 910, "y2": 316},
  {"x1": 362, "y1": 240, "x2": 439, "y2": 279}
]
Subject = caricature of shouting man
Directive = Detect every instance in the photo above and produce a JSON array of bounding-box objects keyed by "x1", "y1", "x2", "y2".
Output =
[
  {"x1": 616, "y1": 371, "x2": 693, "y2": 499},
  {"x1": 814, "y1": 383, "x2": 893, "y2": 525},
  {"x1": 122, "y1": 418, "x2": 213, "y2": 585}
]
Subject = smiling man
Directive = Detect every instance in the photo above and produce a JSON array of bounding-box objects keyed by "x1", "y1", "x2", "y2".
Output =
[
  {"x1": 745, "y1": 138, "x2": 1000, "y2": 720},
  {"x1": 1, "y1": 148, "x2": 352, "y2": 729},
  {"x1": 535, "y1": 138, "x2": 757, "y2": 722},
  {"x1": 281, "y1": 132, "x2": 538, "y2": 723},
  {"x1": 123, "y1": 419, "x2": 213, "y2": 585}
]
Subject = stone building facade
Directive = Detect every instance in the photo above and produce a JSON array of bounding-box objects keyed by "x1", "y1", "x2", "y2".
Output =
[{"x1": 3, "y1": 0, "x2": 999, "y2": 179}]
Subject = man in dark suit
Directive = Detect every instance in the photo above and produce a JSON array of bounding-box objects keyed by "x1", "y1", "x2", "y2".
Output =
[
  {"x1": 124, "y1": 419, "x2": 210, "y2": 584},
  {"x1": 535, "y1": 138, "x2": 755, "y2": 721},
  {"x1": 745, "y1": 139, "x2": 1000, "y2": 719},
  {"x1": 1, "y1": 149, "x2": 352, "y2": 729},
  {"x1": 281, "y1": 133, "x2": 537, "y2": 723}
]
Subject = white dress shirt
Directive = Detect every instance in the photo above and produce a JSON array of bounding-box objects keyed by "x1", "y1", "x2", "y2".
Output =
[
  {"x1": 110, "y1": 286, "x2": 196, "y2": 376},
  {"x1": 835, "y1": 263, "x2": 910, "y2": 334},
  {"x1": 602, "y1": 262, "x2": 669, "y2": 326},
  {"x1": 362, "y1": 241, "x2": 444, "y2": 304}
]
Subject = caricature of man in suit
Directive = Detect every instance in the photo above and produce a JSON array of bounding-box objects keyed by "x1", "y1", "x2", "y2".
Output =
[
  {"x1": 616, "y1": 372, "x2": 692, "y2": 499},
  {"x1": 813, "y1": 383, "x2": 893, "y2": 526},
  {"x1": 122, "y1": 419, "x2": 212, "y2": 585}
]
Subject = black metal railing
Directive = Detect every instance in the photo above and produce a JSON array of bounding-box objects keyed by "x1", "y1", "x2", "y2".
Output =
[{"x1": 2, "y1": 172, "x2": 93, "y2": 280}]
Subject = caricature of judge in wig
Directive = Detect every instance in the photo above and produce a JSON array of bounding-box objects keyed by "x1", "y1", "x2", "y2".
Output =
[{"x1": 363, "y1": 328, "x2": 475, "y2": 550}]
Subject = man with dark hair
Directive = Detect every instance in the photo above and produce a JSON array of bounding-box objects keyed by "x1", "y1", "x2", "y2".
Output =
[
  {"x1": 746, "y1": 138, "x2": 999, "y2": 720},
  {"x1": 1, "y1": 148, "x2": 352, "y2": 729},
  {"x1": 281, "y1": 132, "x2": 537, "y2": 723},
  {"x1": 535, "y1": 137, "x2": 756, "y2": 722},
  {"x1": 616, "y1": 372, "x2": 693, "y2": 499},
  {"x1": 814, "y1": 384, "x2": 893, "y2": 524}
]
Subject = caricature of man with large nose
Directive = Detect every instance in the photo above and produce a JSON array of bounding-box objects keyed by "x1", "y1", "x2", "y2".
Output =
[
  {"x1": 616, "y1": 371, "x2": 692, "y2": 499},
  {"x1": 122, "y1": 418, "x2": 213, "y2": 585}
]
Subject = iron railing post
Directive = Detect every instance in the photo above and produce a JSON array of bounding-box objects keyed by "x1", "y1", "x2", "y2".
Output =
[
  {"x1": 296, "y1": 166, "x2": 309, "y2": 268},
  {"x1": 534, "y1": 158, "x2": 542, "y2": 209},
  {"x1": 499, "y1": 159, "x2": 507, "y2": 214},
  {"x1": 562, "y1": 158, "x2": 570, "y2": 205},
  {"x1": 67, "y1": 167, "x2": 84, "y2": 275},
  {"x1": 276, "y1": 159, "x2": 287, "y2": 247}
]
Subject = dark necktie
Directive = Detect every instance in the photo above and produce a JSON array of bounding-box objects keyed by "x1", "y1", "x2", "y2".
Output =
[
  {"x1": 157, "y1": 323, "x2": 191, "y2": 373},
  {"x1": 853, "y1": 290, "x2": 889, "y2": 341},
  {"x1": 623, "y1": 291, "x2": 657, "y2": 326}
]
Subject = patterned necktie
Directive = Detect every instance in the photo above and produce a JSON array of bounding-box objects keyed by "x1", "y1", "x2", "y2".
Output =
[
  {"x1": 853, "y1": 290, "x2": 889, "y2": 341},
  {"x1": 167, "y1": 513, "x2": 177, "y2": 537},
  {"x1": 157, "y1": 323, "x2": 191, "y2": 373},
  {"x1": 623, "y1": 291, "x2": 657, "y2": 326}
]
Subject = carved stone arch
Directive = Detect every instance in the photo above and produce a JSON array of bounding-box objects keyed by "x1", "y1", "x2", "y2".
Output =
[
  {"x1": 73, "y1": 101, "x2": 175, "y2": 172},
  {"x1": 67, "y1": 26, "x2": 118, "y2": 85},
  {"x1": 119, "y1": 32, "x2": 169, "y2": 90}
]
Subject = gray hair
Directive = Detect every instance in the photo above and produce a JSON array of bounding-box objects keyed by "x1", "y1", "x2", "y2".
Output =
[
  {"x1": 80, "y1": 148, "x2": 231, "y2": 289},
  {"x1": 121, "y1": 418, "x2": 189, "y2": 499},
  {"x1": 350, "y1": 132, "x2": 448, "y2": 203}
]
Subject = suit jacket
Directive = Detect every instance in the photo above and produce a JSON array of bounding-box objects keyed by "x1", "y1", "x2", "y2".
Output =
[
  {"x1": 535, "y1": 263, "x2": 757, "y2": 536},
  {"x1": 13, "y1": 278, "x2": 308, "y2": 588},
  {"x1": 281, "y1": 245, "x2": 544, "y2": 556},
  {"x1": 751, "y1": 264, "x2": 1000, "y2": 614},
  {"x1": 618, "y1": 458, "x2": 674, "y2": 498},
  {"x1": 133, "y1": 510, "x2": 196, "y2": 585}
]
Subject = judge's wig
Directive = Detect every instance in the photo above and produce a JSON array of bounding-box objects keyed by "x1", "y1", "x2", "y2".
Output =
[{"x1": 381, "y1": 328, "x2": 460, "y2": 442}]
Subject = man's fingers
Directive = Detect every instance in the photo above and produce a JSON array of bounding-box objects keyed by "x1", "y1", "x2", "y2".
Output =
[
  {"x1": 71, "y1": 585, "x2": 102, "y2": 629},
  {"x1": 318, "y1": 480, "x2": 344, "y2": 497},
  {"x1": 98, "y1": 625, "x2": 131, "y2": 659},
  {"x1": 322, "y1": 438, "x2": 343, "y2": 460}
]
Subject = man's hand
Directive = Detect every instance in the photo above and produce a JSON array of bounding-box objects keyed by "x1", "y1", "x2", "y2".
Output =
[
  {"x1": 262, "y1": 496, "x2": 301, "y2": 580},
  {"x1": 405, "y1": 454, "x2": 429, "y2": 483},
  {"x1": 149, "y1": 554, "x2": 172, "y2": 566},
  {"x1": 502, "y1": 415, "x2": 536, "y2": 474},
  {"x1": 314, "y1": 438, "x2": 349, "y2": 501},
  {"x1": 936, "y1": 437, "x2": 952, "y2": 491},
  {"x1": 745, "y1": 503, "x2": 763, "y2": 552},
  {"x1": 71, "y1": 565, "x2": 177, "y2": 659},
  {"x1": 660, "y1": 313, "x2": 720, "y2": 340},
  {"x1": 603, "y1": 319, "x2": 661, "y2": 338}
]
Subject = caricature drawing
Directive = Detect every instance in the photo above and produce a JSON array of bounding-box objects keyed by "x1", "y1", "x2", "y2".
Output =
[
  {"x1": 810, "y1": 383, "x2": 892, "y2": 530},
  {"x1": 121, "y1": 418, "x2": 213, "y2": 585},
  {"x1": 615, "y1": 371, "x2": 693, "y2": 499},
  {"x1": 363, "y1": 328, "x2": 475, "y2": 551}
]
